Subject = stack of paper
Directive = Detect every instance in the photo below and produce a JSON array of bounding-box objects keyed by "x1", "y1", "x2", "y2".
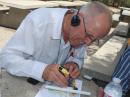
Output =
[{"x1": 35, "y1": 80, "x2": 83, "y2": 97}]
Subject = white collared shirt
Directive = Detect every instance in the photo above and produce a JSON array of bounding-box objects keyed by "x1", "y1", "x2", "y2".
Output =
[{"x1": 0, "y1": 8, "x2": 87, "y2": 82}]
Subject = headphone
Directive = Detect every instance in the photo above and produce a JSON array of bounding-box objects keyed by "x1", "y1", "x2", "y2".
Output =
[{"x1": 71, "y1": 9, "x2": 80, "y2": 27}]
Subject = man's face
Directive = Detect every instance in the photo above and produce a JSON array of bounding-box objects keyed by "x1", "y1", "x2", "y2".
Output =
[
  {"x1": 69, "y1": 14, "x2": 110, "y2": 47},
  {"x1": 69, "y1": 17, "x2": 97, "y2": 47}
]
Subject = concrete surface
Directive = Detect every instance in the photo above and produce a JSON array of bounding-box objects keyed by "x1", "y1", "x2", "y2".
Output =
[
  {"x1": 109, "y1": 7, "x2": 120, "y2": 14},
  {"x1": 83, "y1": 35, "x2": 127, "y2": 82},
  {"x1": 1, "y1": 69, "x2": 40, "y2": 97},
  {"x1": 120, "y1": 9, "x2": 130, "y2": 23},
  {"x1": 73, "y1": 1, "x2": 89, "y2": 5},
  {"x1": 122, "y1": 10, "x2": 130, "y2": 16},
  {"x1": 0, "y1": 7, "x2": 30, "y2": 28},
  {"x1": 0, "y1": 0, "x2": 58, "y2": 9},
  {"x1": 112, "y1": 14, "x2": 120, "y2": 21},
  {"x1": 47, "y1": 1, "x2": 88, "y2": 7},
  {"x1": 0, "y1": 6, "x2": 9, "y2": 14},
  {"x1": 1, "y1": 69, "x2": 99, "y2": 97},
  {"x1": 120, "y1": 7, "x2": 130, "y2": 11},
  {"x1": 0, "y1": 26, "x2": 15, "y2": 48},
  {"x1": 0, "y1": 6, "x2": 9, "y2": 11},
  {"x1": 0, "y1": 1, "x2": 88, "y2": 28},
  {"x1": 114, "y1": 22, "x2": 129, "y2": 36},
  {"x1": 0, "y1": 0, "x2": 89, "y2": 9},
  {"x1": 87, "y1": 28, "x2": 115, "y2": 56}
]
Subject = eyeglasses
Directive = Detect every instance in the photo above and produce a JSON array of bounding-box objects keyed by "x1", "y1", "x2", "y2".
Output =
[{"x1": 82, "y1": 18, "x2": 97, "y2": 42}]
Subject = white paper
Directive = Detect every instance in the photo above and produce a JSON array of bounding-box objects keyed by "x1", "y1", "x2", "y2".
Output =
[{"x1": 35, "y1": 80, "x2": 82, "y2": 97}]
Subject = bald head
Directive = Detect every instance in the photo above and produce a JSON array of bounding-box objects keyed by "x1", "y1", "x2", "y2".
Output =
[{"x1": 79, "y1": 1, "x2": 112, "y2": 39}]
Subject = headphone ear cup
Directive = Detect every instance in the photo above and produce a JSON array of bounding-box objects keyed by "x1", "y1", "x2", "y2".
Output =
[{"x1": 71, "y1": 15, "x2": 80, "y2": 27}]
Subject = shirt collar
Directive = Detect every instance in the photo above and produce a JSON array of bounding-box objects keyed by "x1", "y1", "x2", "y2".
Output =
[{"x1": 52, "y1": 9, "x2": 69, "y2": 39}]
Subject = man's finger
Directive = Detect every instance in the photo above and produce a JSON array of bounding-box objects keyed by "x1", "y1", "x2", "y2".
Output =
[
  {"x1": 54, "y1": 73, "x2": 68, "y2": 86},
  {"x1": 68, "y1": 65, "x2": 74, "y2": 73},
  {"x1": 64, "y1": 64, "x2": 73, "y2": 73},
  {"x1": 55, "y1": 69, "x2": 68, "y2": 86},
  {"x1": 53, "y1": 73, "x2": 65, "y2": 86},
  {"x1": 70, "y1": 68, "x2": 80, "y2": 78},
  {"x1": 98, "y1": 87, "x2": 104, "y2": 97}
]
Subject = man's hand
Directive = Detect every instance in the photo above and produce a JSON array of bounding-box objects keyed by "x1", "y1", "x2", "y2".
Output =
[
  {"x1": 43, "y1": 64, "x2": 68, "y2": 87},
  {"x1": 98, "y1": 87, "x2": 104, "y2": 97},
  {"x1": 64, "y1": 62, "x2": 80, "y2": 79}
]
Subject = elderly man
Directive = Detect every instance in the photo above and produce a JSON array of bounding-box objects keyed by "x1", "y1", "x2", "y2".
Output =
[{"x1": 0, "y1": 1, "x2": 112, "y2": 87}]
